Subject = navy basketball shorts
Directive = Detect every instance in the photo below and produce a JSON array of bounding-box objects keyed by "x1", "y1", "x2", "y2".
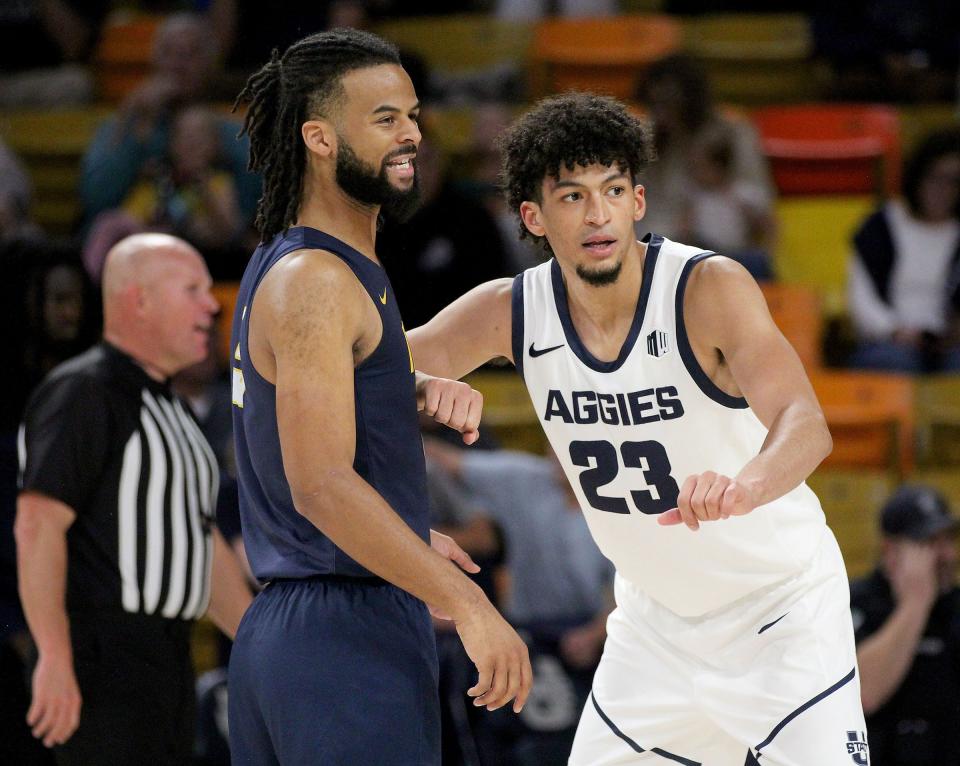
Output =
[{"x1": 228, "y1": 575, "x2": 440, "y2": 766}]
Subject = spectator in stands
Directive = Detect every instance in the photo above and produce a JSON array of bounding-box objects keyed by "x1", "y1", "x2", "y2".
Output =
[
  {"x1": 636, "y1": 54, "x2": 775, "y2": 247},
  {"x1": 678, "y1": 120, "x2": 776, "y2": 280},
  {"x1": 0, "y1": 139, "x2": 42, "y2": 244},
  {"x1": 79, "y1": 13, "x2": 260, "y2": 229},
  {"x1": 376, "y1": 136, "x2": 513, "y2": 329},
  {"x1": 83, "y1": 106, "x2": 252, "y2": 281},
  {"x1": 850, "y1": 484, "x2": 960, "y2": 765},
  {"x1": 0, "y1": 0, "x2": 108, "y2": 108},
  {"x1": 847, "y1": 127, "x2": 960, "y2": 373}
]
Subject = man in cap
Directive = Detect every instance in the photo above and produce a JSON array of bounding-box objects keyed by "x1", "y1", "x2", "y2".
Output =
[{"x1": 850, "y1": 484, "x2": 960, "y2": 765}]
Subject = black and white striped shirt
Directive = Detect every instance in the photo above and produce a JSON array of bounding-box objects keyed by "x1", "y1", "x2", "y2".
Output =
[{"x1": 19, "y1": 343, "x2": 218, "y2": 620}]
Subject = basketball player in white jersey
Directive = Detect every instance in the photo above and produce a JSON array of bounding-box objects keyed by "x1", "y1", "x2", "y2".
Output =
[{"x1": 408, "y1": 93, "x2": 869, "y2": 765}]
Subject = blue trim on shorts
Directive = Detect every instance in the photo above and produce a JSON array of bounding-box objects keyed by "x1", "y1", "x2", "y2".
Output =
[
  {"x1": 511, "y1": 273, "x2": 525, "y2": 380},
  {"x1": 754, "y1": 667, "x2": 857, "y2": 754},
  {"x1": 590, "y1": 693, "x2": 701, "y2": 766},
  {"x1": 675, "y1": 253, "x2": 750, "y2": 409}
]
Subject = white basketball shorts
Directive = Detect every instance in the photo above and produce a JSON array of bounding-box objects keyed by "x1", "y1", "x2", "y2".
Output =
[{"x1": 569, "y1": 531, "x2": 869, "y2": 766}]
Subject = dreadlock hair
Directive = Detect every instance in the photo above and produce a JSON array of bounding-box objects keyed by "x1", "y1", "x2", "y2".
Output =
[
  {"x1": 497, "y1": 92, "x2": 655, "y2": 253},
  {"x1": 234, "y1": 29, "x2": 401, "y2": 241}
]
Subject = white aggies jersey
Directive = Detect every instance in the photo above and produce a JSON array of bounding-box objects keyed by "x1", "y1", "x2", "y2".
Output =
[{"x1": 512, "y1": 234, "x2": 828, "y2": 617}]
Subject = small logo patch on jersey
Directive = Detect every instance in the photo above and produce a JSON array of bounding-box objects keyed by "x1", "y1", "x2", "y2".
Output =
[
  {"x1": 845, "y1": 730, "x2": 868, "y2": 765},
  {"x1": 646, "y1": 329, "x2": 670, "y2": 357},
  {"x1": 380, "y1": 287, "x2": 388, "y2": 305},
  {"x1": 529, "y1": 342, "x2": 565, "y2": 358}
]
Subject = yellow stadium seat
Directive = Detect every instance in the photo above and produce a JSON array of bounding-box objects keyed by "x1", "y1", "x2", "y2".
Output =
[
  {"x1": 463, "y1": 369, "x2": 546, "y2": 454},
  {"x1": 810, "y1": 371, "x2": 915, "y2": 476},
  {"x1": 373, "y1": 14, "x2": 533, "y2": 73},
  {"x1": 760, "y1": 282, "x2": 823, "y2": 371},
  {"x1": 915, "y1": 374, "x2": 960, "y2": 468},
  {"x1": 773, "y1": 194, "x2": 875, "y2": 316},
  {"x1": 807, "y1": 469, "x2": 890, "y2": 578},
  {"x1": 682, "y1": 14, "x2": 822, "y2": 105}
]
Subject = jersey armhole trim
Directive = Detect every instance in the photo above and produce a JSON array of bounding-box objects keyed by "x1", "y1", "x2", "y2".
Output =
[
  {"x1": 511, "y1": 273, "x2": 525, "y2": 380},
  {"x1": 675, "y1": 253, "x2": 749, "y2": 410}
]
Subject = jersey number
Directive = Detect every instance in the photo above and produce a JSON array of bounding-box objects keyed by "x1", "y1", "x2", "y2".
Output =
[{"x1": 570, "y1": 440, "x2": 679, "y2": 515}]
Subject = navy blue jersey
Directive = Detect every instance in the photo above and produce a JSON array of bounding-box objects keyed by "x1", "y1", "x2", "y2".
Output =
[{"x1": 231, "y1": 227, "x2": 430, "y2": 580}]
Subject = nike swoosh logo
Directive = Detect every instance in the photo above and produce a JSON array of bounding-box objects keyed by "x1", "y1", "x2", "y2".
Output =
[
  {"x1": 529, "y1": 342, "x2": 565, "y2": 358},
  {"x1": 758, "y1": 612, "x2": 790, "y2": 635},
  {"x1": 379, "y1": 288, "x2": 387, "y2": 305}
]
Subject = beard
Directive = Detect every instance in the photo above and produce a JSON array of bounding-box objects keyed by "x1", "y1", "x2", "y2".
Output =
[
  {"x1": 576, "y1": 258, "x2": 623, "y2": 287},
  {"x1": 335, "y1": 138, "x2": 421, "y2": 223}
]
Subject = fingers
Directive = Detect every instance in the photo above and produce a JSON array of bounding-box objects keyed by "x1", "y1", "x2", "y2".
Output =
[
  {"x1": 514, "y1": 650, "x2": 532, "y2": 713},
  {"x1": 449, "y1": 545, "x2": 481, "y2": 575},
  {"x1": 662, "y1": 473, "x2": 744, "y2": 530},
  {"x1": 422, "y1": 381, "x2": 483, "y2": 439},
  {"x1": 467, "y1": 663, "x2": 493, "y2": 700},
  {"x1": 28, "y1": 694, "x2": 80, "y2": 748}
]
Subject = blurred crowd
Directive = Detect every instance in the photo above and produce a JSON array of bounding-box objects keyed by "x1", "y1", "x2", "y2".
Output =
[{"x1": 1, "y1": 1, "x2": 959, "y2": 765}]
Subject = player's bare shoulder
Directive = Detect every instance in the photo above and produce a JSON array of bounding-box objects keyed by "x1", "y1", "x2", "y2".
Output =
[
  {"x1": 683, "y1": 255, "x2": 770, "y2": 346},
  {"x1": 250, "y1": 248, "x2": 377, "y2": 378}
]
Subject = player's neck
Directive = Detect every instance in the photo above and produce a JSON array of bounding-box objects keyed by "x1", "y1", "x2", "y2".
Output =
[
  {"x1": 296, "y1": 177, "x2": 381, "y2": 263},
  {"x1": 564, "y1": 239, "x2": 646, "y2": 329},
  {"x1": 561, "y1": 240, "x2": 647, "y2": 363}
]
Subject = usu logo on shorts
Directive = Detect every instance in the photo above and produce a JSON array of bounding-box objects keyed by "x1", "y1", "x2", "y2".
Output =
[
  {"x1": 845, "y1": 730, "x2": 868, "y2": 765},
  {"x1": 646, "y1": 329, "x2": 670, "y2": 358}
]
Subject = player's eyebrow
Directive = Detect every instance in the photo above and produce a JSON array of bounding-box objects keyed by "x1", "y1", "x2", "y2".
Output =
[
  {"x1": 551, "y1": 171, "x2": 627, "y2": 190},
  {"x1": 371, "y1": 101, "x2": 421, "y2": 116}
]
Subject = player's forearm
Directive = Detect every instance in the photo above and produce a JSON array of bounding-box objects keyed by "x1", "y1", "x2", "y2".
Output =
[
  {"x1": 14, "y1": 509, "x2": 72, "y2": 660},
  {"x1": 856, "y1": 600, "x2": 930, "y2": 714},
  {"x1": 207, "y1": 529, "x2": 253, "y2": 640},
  {"x1": 736, "y1": 403, "x2": 832, "y2": 507},
  {"x1": 292, "y1": 472, "x2": 487, "y2": 619}
]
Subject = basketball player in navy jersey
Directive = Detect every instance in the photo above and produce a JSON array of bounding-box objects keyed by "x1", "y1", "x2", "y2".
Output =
[
  {"x1": 228, "y1": 30, "x2": 530, "y2": 765},
  {"x1": 410, "y1": 93, "x2": 869, "y2": 765}
]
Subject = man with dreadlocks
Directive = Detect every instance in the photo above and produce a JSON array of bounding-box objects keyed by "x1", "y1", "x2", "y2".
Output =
[
  {"x1": 228, "y1": 28, "x2": 531, "y2": 765},
  {"x1": 409, "y1": 93, "x2": 869, "y2": 765}
]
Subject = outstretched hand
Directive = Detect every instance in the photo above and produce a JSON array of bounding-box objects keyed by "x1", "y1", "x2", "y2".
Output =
[
  {"x1": 417, "y1": 374, "x2": 483, "y2": 445},
  {"x1": 658, "y1": 472, "x2": 756, "y2": 531}
]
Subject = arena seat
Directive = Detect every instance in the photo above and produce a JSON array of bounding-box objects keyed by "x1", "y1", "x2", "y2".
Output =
[
  {"x1": 94, "y1": 13, "x2": 165, "y2": 102},
  {"x1": 752, "y1": 104, "x2": 901, "y2": 197},
  {"x1": 531, "y1": 14, "x2": 681, "y2": 99},
  {"x1": 810, "y1": 371, "x2": 915, "y2": 477},
  {"x1": 0, "y1": 107, "x2": 111, "y2": 234},
  {"x1": 211, "y1": 281, "x2": 241, "y2": 365},
  {"x1": 807, "y1": 469, "x2": 890, "y2": 578},
  {"x1": 681, "y1": 14, "x2": 823, "y2": 105},
  {"x1": 463, "y1": 369, "x2": 546, "y2": 453},
  {"x1": 773, "y1": 194, "x2": 875, "y2": 316},
  {"x1": 759, "y1": 282, "x2": 823, "y2": 371},
  {"x1": 915, "y1": 374, "x2": 960, "y2": 468}
]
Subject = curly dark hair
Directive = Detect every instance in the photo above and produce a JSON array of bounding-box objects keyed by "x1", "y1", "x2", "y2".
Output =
[
  {"x1": 234, "y1": 29, "x2": 401, "y2": 242},
  {"x1": 902, "y1": 126, "x2": 960, "y2": 219},
  {"x1": 497, "y1": 92, "x2": 655, "y2": 251}
]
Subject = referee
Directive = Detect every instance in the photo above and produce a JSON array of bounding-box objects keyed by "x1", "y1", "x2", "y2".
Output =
[{"x1": 15, "y1": 233, "x2": 252, "y2": 765}]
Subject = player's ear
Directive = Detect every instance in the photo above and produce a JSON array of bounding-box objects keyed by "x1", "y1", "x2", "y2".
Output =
[
  {"x1": 520, "y1": 201, "x2": 546, "y2": 238},
  {"x1": 302, "y1": 119, "x2": 335, "y2": 159},
  {"x1": 633, "y1": 184, "x2": 646, "y2": 221}
]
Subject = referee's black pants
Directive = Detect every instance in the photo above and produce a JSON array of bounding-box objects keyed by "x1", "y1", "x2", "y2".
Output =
[{"x1": 54, "y1": 611, "x2": 195, "y2": 766}]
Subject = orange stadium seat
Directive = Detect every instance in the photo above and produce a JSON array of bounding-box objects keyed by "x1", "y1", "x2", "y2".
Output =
[
  {"x1": 531, "y1": 15, "x2": 682, "y2": 99},
  {"x1": 211, "y1": 281, "x2": 240, "y2": 366},
  {"x1": 760, "y1": 282, "x2": 823, "y2": 371},
  {"x1": 752, "y1": 104, "x2": 901, "y2": 197},
  {"x1": 810, "y1": 371, "x2": 915, "y2": 476},
  {"x1": 94, "y1": 13, "x2": 164, "y2": 102}
]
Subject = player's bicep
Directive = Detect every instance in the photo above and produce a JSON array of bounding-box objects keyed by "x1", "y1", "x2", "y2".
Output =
[
  {"x1": 409, "y1": 278, "x2": 514, "y2": 380},
  {"x1": 268, "y1": 261, "x2": 364, "y2": 500},
  {"x1": 698, "y1": 260, "x2": 822, "y2": 429}
]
